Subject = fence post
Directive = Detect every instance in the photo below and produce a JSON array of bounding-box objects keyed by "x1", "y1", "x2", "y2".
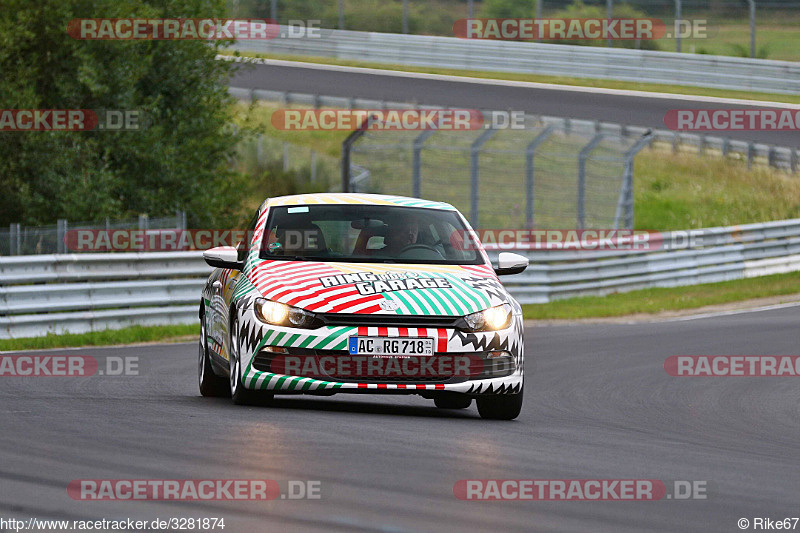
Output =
[
  {"x1": 525, "y1": 125, "x2": 555, "y2": 229},
  {"x1": 606, "y1": 0, "x2": 613, "y2": 48},
  {"x1": 402, "y1": 0, "x2": 409, "y2": 33},
  {"x1": 577, "y1": 133, "x2": 604, "y2": 230},
  {"x1": 271, "y1": 0, "x2": 277, "y2": 22},
  {"x1": 283, "y1": 142, "x2": 289, "y2": 171},
  {"x1": 310, "y1": 150, "x2": 318, "y2": 182},
  {"x1": 57, "y1": 219, "x2": 67, "y2": 254},
  {"x1": 138, "y1": 214, "x2": 149, "y2": 231},
  {"x1": 615, "y1": 133, "x2": 653, "y2": 230},
  {"x1": 674, "y1": 0, "x2": 682, "y2": 52},
  {"x1": 536, "y1": 0, "x2": 543, "y2": 42},
  {"x1": 412, "y1": 130, "x2": 436, "y2": 198},
  {"x1": 10, "y1": 223, "x2": 20, "y2": 256},
  {"x1": 747, "y1": 0, "x2": 756, "y2": 58},
  {"x1": 341, "y1": 118, "x2": 372, "y2": 193},
  {"x1": 470, "y1": 128, "x2": 497, "y2": 228}
]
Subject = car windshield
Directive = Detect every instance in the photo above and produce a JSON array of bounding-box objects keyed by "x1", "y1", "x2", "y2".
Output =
[{"x1": 260, "y1": 204, "x2": 484, "y2": 265}]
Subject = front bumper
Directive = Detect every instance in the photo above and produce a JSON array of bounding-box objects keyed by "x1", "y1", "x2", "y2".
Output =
[{"x1": 236, "y1": 311, "x2": 524, "y2": 396}]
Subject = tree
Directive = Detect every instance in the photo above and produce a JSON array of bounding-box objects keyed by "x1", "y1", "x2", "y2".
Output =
[{"x1": 0, "y1": 0, "x2": 248, "y2": 227}]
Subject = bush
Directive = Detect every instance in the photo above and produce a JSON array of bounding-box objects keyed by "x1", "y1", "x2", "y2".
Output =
[{"x1": 545, "y1": 0, "x2": 661, "y2": 50}]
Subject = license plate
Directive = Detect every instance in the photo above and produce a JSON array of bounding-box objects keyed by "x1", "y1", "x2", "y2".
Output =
[{"x1": 348, "y1": 336, "x2": 434, "y2": 357}]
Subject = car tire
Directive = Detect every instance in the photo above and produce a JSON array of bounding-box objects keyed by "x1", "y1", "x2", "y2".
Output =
[
  {"x1": 476, "y1": 388, "x2": 523, "y2": 420},
  {"x1": 230, "y1": 318, "x2": 273, "y2": 406},
  {"x1": 199, "y1": 307, "x2": 229, "y2": 397},
  {"x1": 434, "y1": 394, "x2": 472, "y2": 409}
]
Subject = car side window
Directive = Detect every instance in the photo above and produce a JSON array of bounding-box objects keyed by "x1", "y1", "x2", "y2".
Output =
[{"x1": 237, "y1": 209, "x2": 260, "y2": 262}]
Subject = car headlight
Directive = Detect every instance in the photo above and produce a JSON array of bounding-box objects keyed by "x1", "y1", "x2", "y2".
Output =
[
  {"x1": 462, "y1": 303, "x2": 513, "y2": 332},
  {"x1": 254, "y1": 298, "x2": 318, "y2": 328}
]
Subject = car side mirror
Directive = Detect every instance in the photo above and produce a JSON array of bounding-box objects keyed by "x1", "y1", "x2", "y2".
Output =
[
  {"x1": 203, "y1": 246, "x2": 243, "y2": 270},
  {"x1": 494, "y1": 252, "x2": 528, "y2": 276}
]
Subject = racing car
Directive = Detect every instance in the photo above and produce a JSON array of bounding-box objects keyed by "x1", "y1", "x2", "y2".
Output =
[{"x1": 198, "y1": 193, "x2": 528, "y2": 420}]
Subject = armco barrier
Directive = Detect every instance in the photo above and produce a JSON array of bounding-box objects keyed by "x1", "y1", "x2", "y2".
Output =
[
  {"x1": 0, "y1": 252, "x2": 208, "y2": 339},
  {"x1": 2, "y1": 220, "x2": 800, "y2": 338},
  {"x1": 228, "y1": 27, "x2": 800, "y2": 94}
]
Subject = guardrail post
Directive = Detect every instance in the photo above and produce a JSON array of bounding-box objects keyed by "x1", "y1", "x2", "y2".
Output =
[
  {"x1": 470, "y1": 128, "x2": 497, "y2": 228},
  {"x1": 747, "y1": 142, "x2": 755, "y2": 169},
  {"x1": 525, "y1": 125, "x2": 555, "y2": 229},
  {"x1": 672, "y1": 132, "x2": 679, "y2": 153},
  {"x1": 768, "y1": 146, "x2": 776, "y2": 168},
  {"x1": 56, "y1": 219, "x2": 67, "y2": 254},
  {"x1": 792, "y1": 148, "x2": 798, "y2": 173},
  {"x1": 722, "y1": 137, "x2": 730, "y2": 157},
  {"x1": 577, "y1": 133, "x2": 604, "y2": 230},
  {"x1": 412, "y1": 130, "x2": 436, "y2": 198}
]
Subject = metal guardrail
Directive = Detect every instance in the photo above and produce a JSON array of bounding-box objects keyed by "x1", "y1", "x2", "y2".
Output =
[
  {"x1": 2, "y1": 220, "x2": 800, "y2": 338},
  {"x1": 230, "y1": 86, "x2": 799, "y2": 174},
  {"x1": 0, "y1": 252, "x2": 208, "y2": 338},
  {"x1": 228, "y1": 27, "x2": 800, "y2": 94}
]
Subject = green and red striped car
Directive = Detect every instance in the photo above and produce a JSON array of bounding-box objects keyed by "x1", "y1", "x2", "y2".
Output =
[{"x1": 199, "y1": 193, "x2": 528, "y2": 419}]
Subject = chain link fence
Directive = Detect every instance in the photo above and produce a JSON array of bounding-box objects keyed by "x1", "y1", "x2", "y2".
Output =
[
  {"x1": 345, "y1": 116, "x2": 651, "y2": 230},
  {"x1": 0, "y1": 213, "x2": 186, "y2": 256}
]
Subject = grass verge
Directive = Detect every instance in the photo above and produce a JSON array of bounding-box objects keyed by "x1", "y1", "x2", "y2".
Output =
[
  {"x1": 0, "y1": 324, "x2": 198, "y2": 352},
  {"x1": 522, "y1": 271, "x2": 800, "y2": 320},
  {"x1": 223, "y1": 51, "x2": 800, "y2": 105},
  {"x1": 238, "y1": 101, "x2": 800, "y2": 230}
]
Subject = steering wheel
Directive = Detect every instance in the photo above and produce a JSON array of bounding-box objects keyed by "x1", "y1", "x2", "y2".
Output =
[{"x1": 397, "y1": 243, "x2": 445, "y2": 259}]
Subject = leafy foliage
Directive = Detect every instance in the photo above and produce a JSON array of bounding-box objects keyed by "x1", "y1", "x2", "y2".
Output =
[{"x1": 0, "y1": 0, "x2": 248, "y2": 227}]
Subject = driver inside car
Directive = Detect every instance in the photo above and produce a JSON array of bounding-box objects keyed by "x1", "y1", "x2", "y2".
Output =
[{"x1": 380, "y1": 216, "x2": 419, "y2": 256}]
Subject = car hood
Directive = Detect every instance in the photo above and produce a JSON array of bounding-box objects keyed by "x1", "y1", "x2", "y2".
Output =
[{"x1": 247, "y1": 260, "x2": 508, "y2": 316}]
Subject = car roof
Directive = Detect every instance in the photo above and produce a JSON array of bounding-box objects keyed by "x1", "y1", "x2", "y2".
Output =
[{"x1": 265, "y1": 193, "x2": 456, "y2": 211}]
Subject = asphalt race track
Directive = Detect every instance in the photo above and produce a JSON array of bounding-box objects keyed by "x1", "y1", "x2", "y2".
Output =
[
  {"x1": 1, "y1": 306, "x2": 798, "y2": 532},
  {"x1": 228, "y1": 60, "x2": 800, "y2": 146}
]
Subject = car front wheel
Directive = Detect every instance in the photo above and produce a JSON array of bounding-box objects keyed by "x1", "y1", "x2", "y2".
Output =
[
  {"x1": 230, "y1": 318, "x2": 272, "y2": 406},
  {"x1": 199, "y1": 307, "x2": 228, "y2": 397},
  {"x1": 476, "y1": 388, "x2": 523, "y2": 420}
]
